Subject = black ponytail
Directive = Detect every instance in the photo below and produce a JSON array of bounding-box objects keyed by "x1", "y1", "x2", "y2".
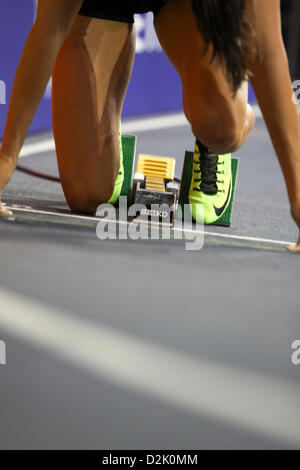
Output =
[{"x1": 191, "y1": 0, "x2": 251, "y2": 93}]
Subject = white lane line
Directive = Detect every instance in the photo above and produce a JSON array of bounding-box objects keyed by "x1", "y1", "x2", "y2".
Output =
[
  {"x1": 202, "y1": 229, "x2": 291, "y2": 247},
  {"x1": 5, "y1": 205, "x2": 292, "y2": 247},
  {"x1": 18, "y1": 113, "x2": 189, "y2": 159},
  {"x1": 14, "y1": 104, "x2": 300, "y2": 158},
  {"x1": 122, "y1": 112, "x2": 189, "y2": 132},
  {"x1": 19, "y1": 137, "x2": 55, "y2": 158},
  {"x1": 18, "y1": 107, "x2": 264, "y2": 159},
  {"x1": 0, "y1": 287, "x2": 299, "y2": 447}
]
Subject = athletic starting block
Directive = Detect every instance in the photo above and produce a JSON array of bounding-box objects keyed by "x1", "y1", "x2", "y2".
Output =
[
  {"x1": 120, "y1": 135, "x2": 137, "y2": 198},
  {"x1": 121, "y1": 136, "x2": 238, "y2": 227},
  {"x1": 131, "y1": 154, "x2": 179, "y2": 224}
]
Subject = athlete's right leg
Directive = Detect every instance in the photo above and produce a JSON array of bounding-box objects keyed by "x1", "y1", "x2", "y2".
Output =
[
  {"x1": 154, "y1": 0, "x2": 255, "y2": 155},
  {"x1": 52, "y1": 15, "x2": 135, "y2": 213},
  {"x1": 154, "y1": 0, "x2": 255, "y2": 224}
]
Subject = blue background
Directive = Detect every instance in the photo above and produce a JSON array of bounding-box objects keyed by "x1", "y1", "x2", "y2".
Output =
[{"x1": 0, "y1": 0, "x2": 255, "y2": 137}]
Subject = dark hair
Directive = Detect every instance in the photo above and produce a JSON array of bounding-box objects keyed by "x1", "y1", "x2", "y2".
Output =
[{"x1": 191, "y1": 0, "x2": 251, "y2": 93}]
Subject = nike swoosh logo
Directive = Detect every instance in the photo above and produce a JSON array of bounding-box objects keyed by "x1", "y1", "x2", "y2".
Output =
[{"x1": 214, "y1": 181, "x2": 232, "y2": 217}]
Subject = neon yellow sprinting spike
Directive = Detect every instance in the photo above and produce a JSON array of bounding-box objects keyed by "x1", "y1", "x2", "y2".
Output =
[
  {"x1": 108, "y1": 126, "x2": 124, "y2": 205},
  {"x1": 188, "y1": 139, "x2": 232, "y2": 224}
]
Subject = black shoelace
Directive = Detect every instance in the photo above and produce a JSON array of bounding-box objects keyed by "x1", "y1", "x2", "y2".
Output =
[{"x1": 193, "y1": 140, "x2": 222, "y2": 195}]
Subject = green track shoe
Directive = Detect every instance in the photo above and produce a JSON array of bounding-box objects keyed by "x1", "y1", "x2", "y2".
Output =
[
  {"x1": 108, "y1": 127, "x2": 124, "y2": 205},
  {"x1": 189, "y1": 139, "x2": 232, "y2": 224}
]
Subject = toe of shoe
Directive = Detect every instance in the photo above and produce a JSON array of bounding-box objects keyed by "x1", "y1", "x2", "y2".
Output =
[{"x1": 189, "y1": 198, "x2": 218, "y2": 224}]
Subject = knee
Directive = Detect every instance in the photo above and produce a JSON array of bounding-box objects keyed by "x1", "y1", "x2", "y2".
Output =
[
  {"x1": 65, "y1": 182, "x2": 115, "y2": 215},
  {"x1": 190, "y1": 107, "x2": 242, "y2": 154}
]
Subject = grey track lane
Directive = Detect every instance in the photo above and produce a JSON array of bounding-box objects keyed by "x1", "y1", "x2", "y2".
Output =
[{"x1": 0, "y1": 117, "x2": 299, "y2": 450}]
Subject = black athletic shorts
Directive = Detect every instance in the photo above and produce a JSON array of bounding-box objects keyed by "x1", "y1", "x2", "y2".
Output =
[{"x1": 78, "y1": 0, "x2": 167, "y2": 23}]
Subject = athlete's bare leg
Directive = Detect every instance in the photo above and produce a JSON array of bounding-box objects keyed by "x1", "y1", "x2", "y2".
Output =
[
  {"x1": 52, "y1": 16, "x2": 135, "y2": 213},
  {"x1": 154, "y1": 0, "x2": 255, "y2": 154}
]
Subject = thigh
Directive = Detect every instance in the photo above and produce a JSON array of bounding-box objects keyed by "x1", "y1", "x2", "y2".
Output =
[
  {"x1": 52, "y1": 15, "x2": 135, "y2": 209},
  {"x1": 154, "y1": 0, "x2": 250, "y2": 149}
]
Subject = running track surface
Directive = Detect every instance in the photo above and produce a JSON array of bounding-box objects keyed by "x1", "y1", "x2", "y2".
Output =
[{"x1": 0, "y1": 114, "x2": 299, "y2": 450}]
